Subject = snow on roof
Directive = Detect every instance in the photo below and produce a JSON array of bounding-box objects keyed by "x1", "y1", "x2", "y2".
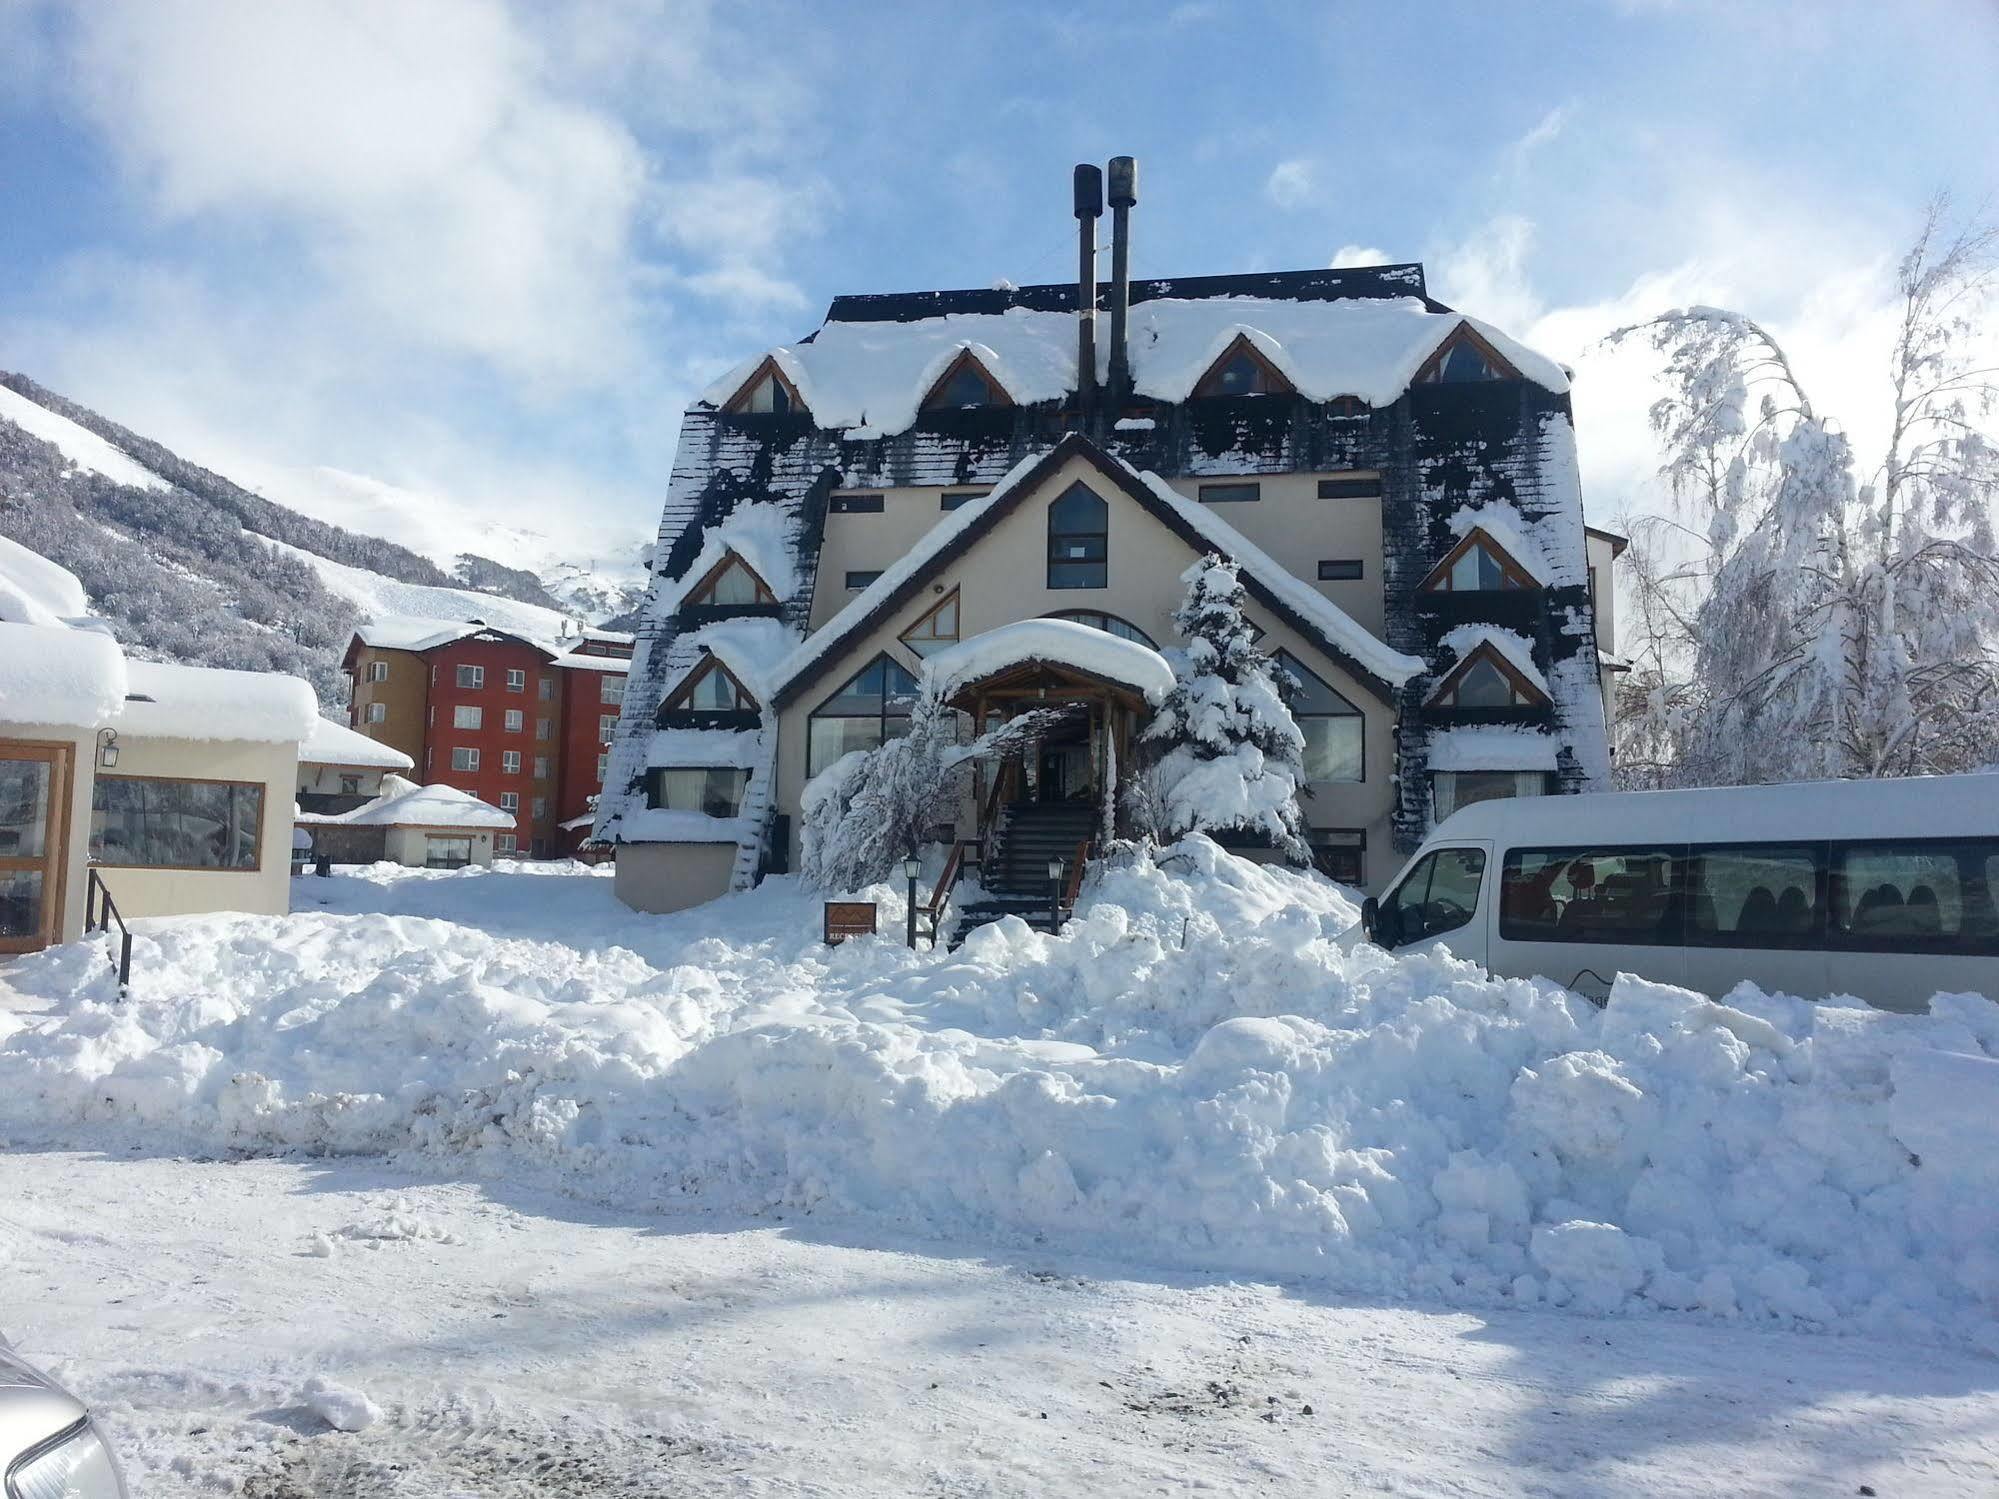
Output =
[
  {"x1": 352, "y1": 615, "x2": 486, "y2": 652},
  {"x1": 1444, "y1": 503, "x2": 1554, "y2": 586},
  {"x1": 920, "y1": 618, "x2": 1176, "y2": 703},
  {"x1": 118, "y1": 659, "x2": 320, "y2": 745},
  {"x1": 681, "y1": 616, "x2": 799, "y2": 702},
  {"x1": 646, "y1": 727, "x2": 766, "y2": 770},
  {"x1": 615, "y1": 808, "x2": 748, "y2": 844},
  {"x1": 0, "y1": 620, "x2": 128, "y2": 728},
  {"x1": 655, "y1": 500, "x2": 802, "y2": 614},
  {"x1": 549, "y1": 651, "x2": 631, "y2": 674},
  {"x1": 0, "y1": 382, "x2": 171, "y2": 491},
  {"x1": 1130, "y1": 470, "x2": 1426, "y2": 687},
  {"x1": 0, "y1": 535, "x2": 90, "y2": 626},
  {"x1": 302, "y1": 774, "x2": 513, "y2": 829},
  {"x1": 580, "y1": 627, "x2": 635, "y2": 645},
  {"x1": 1426, "y1": 725, "x2": 1562, "y2": 772},
  {"x1": 299, "y1": 715, "x2": 414, "y2": 771},
  {"x1": 707, "y1": 295, "x2": 1568, "y2": 438},
  {"x1": 260, "y1": 537, "x2": 579, "y2": 647},
  {"x1": 1436, "y1": 624, "x2": 1550, "y2": 698}
]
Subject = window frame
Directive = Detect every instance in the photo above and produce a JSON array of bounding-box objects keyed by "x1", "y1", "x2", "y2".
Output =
[
  {"x1": 940, "y1": 490, "x2": 988, "y2": 511},
  {"x1": 1044, "y1": 611, "x2": 1157, "y2": 648},
  {"x1": 505, "y1": 668, "x2": 526, "y2": 692},
  {"x1": 1271, "y1": 650, "x2": 1364, "y2": 784},
  {"x1": 920, "y1": 350, "x2": 1012, "y2": 411},
  {"x1": 806, "y1": 653, "x2": 920, "y2": 779},
  {"x1": 645, "y1": 766, "x2": 754, "y2": 818},
  {"x1": 1416, "y1": 325, "x2": 1521, "y2": 385},
  {"x1": 724, "y1": 356, "x2": 806, "y2": 417},
  {"x1": 845, "y1": 570, "x2": 883, "y2": 590},
  {"x1": 1317, "y1": 475, "x2": 1382, "y2": 500},
  {"x1": 451, "y1": 747, "x2": 480, "y2": 773},
  {"x1": 503, "y1": 709, "x2": 524, "y2": 733},
  {"x1": 685, "y1": 550, "x2": 778, "y2": 608},
  {"x1": 1317, "y1": 559, "x2": 1364, "y2": 581},
  {"x1": 898, "y1": 588, "x2": 961, "y2": 658},
  {"x1": 1432, "y1": 769, "x2": 1551, "y2": 822},
  {"x1": 455, "y1": 664, "x2": 485, "y2": 690},
  {"x1": 452, "y1": 704, "x2": 483, "y2": 730},
  {"x1": 501, "y1": 750, "x2": 522, "y2": 775},
  {"x1": 830, "y1": 493, "x2": 886, "y2": 514},
  {"x1": 1428, "y1": 644, "x2": 1552, "y2": 710},
  {"x1": 87, "y1": 774, "x2": 266, "y2": 873},
  {"x1": 365, "y1": 702, "x2": 387, "y2": 725},
  {"x1": 366, "y1": 661, "x2": 389, "y2": 683},
  {"x1": 1420, "y1": 528, "x2": 1541, "y2": 593},
  {"x1": 1826, "y1": 836, "x2": 1999, "y2": 956},
  {"x1": 1046, "y1": 482, "x2": 1109, "y2": 590},
  {"x1": 1192, "y1": 334, "x2": 1295, "y2": 399},
  {"x1": 1197, "y1": 481, "x2": 1261, "y2": 504},
  {"x1": 1684, "y1": 841, "x2": 1828, "y2": 950},
  {"x1": 1498, "y1": 844, "x2": 1687, "y2": 948},
  {"x1": 665, "y1": 655, "x2": 756, "y2": 714}
]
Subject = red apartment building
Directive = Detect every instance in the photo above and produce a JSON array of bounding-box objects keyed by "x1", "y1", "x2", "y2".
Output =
[{"x1": 343, "y1": 621, "x2": 633, "y2": 858}]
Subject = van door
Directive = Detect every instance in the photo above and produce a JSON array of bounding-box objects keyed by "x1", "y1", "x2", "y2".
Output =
[{"x1": 1378, "y1": 843, "x2": 1491, "y2": 966}]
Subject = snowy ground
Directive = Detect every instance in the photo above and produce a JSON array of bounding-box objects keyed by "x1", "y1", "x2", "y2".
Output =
[
  {"x1": 4, "y1": 853, "x2": 1999, "y2": 1492},
  {"x1": 8, "y1": 1151, "x2": 1999, "y2": 1497}
]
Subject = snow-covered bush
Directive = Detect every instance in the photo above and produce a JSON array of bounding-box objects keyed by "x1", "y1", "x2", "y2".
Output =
[{"x1": 1140, "y1": 555, "x2": 1310, "y2": 863}]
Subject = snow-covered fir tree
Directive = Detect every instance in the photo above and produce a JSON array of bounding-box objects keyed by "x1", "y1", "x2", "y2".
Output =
[
  {"x1": 1610, "y1": 198, "x2": 1999, "y2": 786},
  {"x1": 1140, "y1": 554, "x2": 1311, "y2": 863}
]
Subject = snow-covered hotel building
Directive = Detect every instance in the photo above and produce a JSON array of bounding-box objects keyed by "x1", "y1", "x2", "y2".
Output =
[{"x1": 601, "y1": 161, "x2": 1619, "y2": 911}]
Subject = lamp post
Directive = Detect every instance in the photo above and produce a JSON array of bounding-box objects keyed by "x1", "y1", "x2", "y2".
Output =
[
  {"x1": 904, "y1": 855, "x2": 922, "y2": 950},
  {"x1": 1047, "y1": 856, "x2": 1064, "y2": 934}
]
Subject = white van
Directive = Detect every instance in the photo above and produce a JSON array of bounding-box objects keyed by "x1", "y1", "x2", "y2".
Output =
[{"x1": 1353, "y1": 774, "x2": 1999, "y2": 1013}]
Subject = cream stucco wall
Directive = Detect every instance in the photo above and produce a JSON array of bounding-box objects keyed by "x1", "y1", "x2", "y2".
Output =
[
  {"x1": 90, "y1": 735, "x2": 298, "y2": 921},
  {"x1": 384, "y1": 824, "x2": 495, "y2": 868},
  {"x1": 616, "y1": 841, "x2": 735, "y2": 913},
  {"x1": 2, "y1": 724, "x2": 96, "y2": 946},
  {"x1": 774, "y1": 452, "x2": 1400, "y2": 884}
]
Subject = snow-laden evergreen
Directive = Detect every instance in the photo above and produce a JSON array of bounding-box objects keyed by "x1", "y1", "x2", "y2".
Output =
[
  {"x1": 1611, "y1": 201, "x2": 1999, "y2": 786},
  {"x1": 1140, "y1": 555, "x2": 1311, "y2": 862}
]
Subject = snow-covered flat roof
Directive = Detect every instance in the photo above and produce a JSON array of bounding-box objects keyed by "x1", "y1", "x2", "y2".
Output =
[
  {"x1": 351, "y1": 616, "x2": 488, "y2": 653},
  {"x1": 0, "y1": 535, "x2": 91, "y2": 627},
  {"x1": 299, "y1": 715, "x2": 415, "y2": 771},
  {"x1": 299, "y1": 775, "x2": 514, "y2": 830},
  {"x1": 118, "y1": 659, "x2": 319, "y2": 745},
  {"x1": 703, "y1": 292, "x2": 1567, "y2": 438},
  {"x1": 921, "y1": 618, "x2": 1177, "y2": 702},
  {"x1": 549, "y1": 651, "x2": 631, "y2": 675},
  {"x1": 1427, "y1": 725, "x2": 1562, "y2": 772},
  {"x1": 0, "y1": 620, "x2": 128, "y2": 729}
]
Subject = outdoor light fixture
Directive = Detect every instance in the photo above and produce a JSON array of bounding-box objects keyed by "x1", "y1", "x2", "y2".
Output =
[
  {"x1": 1047, "y1": 857, "x2": 1063, "y2": 883},
  {"x1": 95, "y1": 727, "x2": 119, "y2": 769},
  {"x1": 904, "y1": 856, "x2": 922, "y2": 950},
  {"x1": 1047, "y1": 857, "x2": 1066, "y2": 936}
]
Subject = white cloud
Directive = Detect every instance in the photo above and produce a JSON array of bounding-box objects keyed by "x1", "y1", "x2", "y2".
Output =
[
  {"x1": 1265, "y1": 159, "x2": 1314, "y2": 210},
  {"x1": 1330, "y1": 244, "x2": 1392, "y2": 267},
  {"x1": 1510, "y1": 106, "x2": 1569, "y2": 167},
  {"x1": 1432, "y1": 214, "x2": 1543, "y2": 333}
]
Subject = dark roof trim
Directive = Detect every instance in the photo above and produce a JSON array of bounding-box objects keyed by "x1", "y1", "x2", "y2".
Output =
[
  {"x1": 1585, "y1": 524, "x2": 1630, "y2": 558},
  {"x1": 771, "y1": 432, "x2": 1401, "y2": 709},
  {"x1": 825, "y1": 264, "x2": 1437, "y2": 325}
]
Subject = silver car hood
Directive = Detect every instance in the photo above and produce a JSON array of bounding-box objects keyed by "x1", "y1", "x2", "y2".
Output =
[{"x1": 0, "y1": 1344, "x2": 89, "y2": 1459}]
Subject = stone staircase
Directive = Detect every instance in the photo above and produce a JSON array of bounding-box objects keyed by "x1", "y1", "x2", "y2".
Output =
[{"x1": 954, "y1": 800, "x2": 1096, "y2": 939}]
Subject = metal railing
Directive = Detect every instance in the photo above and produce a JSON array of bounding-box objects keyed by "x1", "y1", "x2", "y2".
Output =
[
  {"x1": 83, "y1": 867, "x2": 132, "y2": 998},
  {"x1": 920, "y1": 840, "x2": 974, "y2": 947}
]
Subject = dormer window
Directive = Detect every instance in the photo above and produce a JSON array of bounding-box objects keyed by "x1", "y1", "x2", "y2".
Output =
[
  {"x1": 1417, "y1": 326, "x2": 1518, "y2": 385},
  {"x1": 898, "y1": 589, "x2": 960, "y2": 658},
  {"x1": 922, "y1": 350, "x2": 1011, "y2": 411},
  {"x1": 1428, "y1": 644, "x2": 1551, "y2": 710},
  {"x1": 1193, "y1": 334, "x2": 1293, "y2": 399},
  {"x1": 664, "y1": 656, "x2": 756, "y2": 715},
  {"x1": 724, "y1": 356, "x2": 806, "y2": 416},
  {"x1": 685, "y1": 552, "x2": 777, "y2": 608},
  {"x1": 1420, "y1": 529, "x2": 1540, "y2": 593}
]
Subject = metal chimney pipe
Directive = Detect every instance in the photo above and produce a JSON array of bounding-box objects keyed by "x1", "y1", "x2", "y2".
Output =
[
  {"x1": 1073, "y1": 164, "x2": 1103, "y2": 416},
  {"x1": 1106, "y1": 156, "x2": 1137, "y2": 403}
]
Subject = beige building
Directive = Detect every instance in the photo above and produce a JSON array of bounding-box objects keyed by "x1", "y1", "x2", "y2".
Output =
[{"x1": 295, "y1": 775, "x2": 513, "y2": 870}]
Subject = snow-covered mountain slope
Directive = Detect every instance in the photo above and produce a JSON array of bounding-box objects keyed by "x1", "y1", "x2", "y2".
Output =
[{"x1": 0, "y1": 372, "x2": 616, "y2": 706}]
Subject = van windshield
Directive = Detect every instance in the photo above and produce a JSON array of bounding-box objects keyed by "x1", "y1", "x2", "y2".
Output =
[{"x1": 1383, "y1": 847, "x2": 1485, "y2": 947}]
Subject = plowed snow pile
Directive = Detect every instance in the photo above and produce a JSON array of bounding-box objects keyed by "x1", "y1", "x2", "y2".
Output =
[{"x1": 4, "y1": 845, "x2": 1997, "y2": 1349}]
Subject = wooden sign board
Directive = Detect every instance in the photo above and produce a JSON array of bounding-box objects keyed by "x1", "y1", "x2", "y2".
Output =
[{"x1": 823, "y1": 901, "x2": 878, "y2": 946}]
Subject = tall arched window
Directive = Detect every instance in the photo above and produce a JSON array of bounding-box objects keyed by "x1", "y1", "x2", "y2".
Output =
[
  {"x1": 807, "y1": 654, "x2": 919, "y2": 776},
  {"x1": 1272, "y1": 650, "x2": 1363, "y2": 783},
  {"x1": 1047, "y1": 483, "x2": 1108, "y2": 589}
]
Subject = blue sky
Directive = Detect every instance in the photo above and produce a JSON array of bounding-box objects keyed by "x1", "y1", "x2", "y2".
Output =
[{"x1": 2, "y1": 0, "x2": 1994, "y2": 559}]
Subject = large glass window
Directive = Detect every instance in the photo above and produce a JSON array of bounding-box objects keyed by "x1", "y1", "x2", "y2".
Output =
[
  {"x1": 1501, "y1": 846, "x2": 1681, "y2": 945},
  {"x1": 452, "y1": 704, "x2": 483, "y2": 729},
  {"x1": 1435, "y1": 652, "x2": 1544, "y2": 709},
  {"x1": 738, "y1": 371, "x2": 793, "y2": 414},
  {"x1": 601, "y1": 677, "x2": 625, "y2": 705},
  {"x1": 456, "y1": 664, "x2": 484, "y2": 689},
  {"x1": 648, "y1": 768, "x2": 752, "y2": 817},
  {"x1": 925, "y1": 356, "x2": 1004, "y2": 409},
  {"x1": 89, "y1": 777, "x2": 264, "y2": 870},
  {"x1": 425, "y1": 836, "x2": 474, "y2": 869},
  {"x1": 1428, "y1": 537, "x2": 1532, "y2": 592},
  {"x1": 1271, "y1": 651, "x2": 1362, "y2": 782},
  {"x1": 898, "y1": 591, "x2": 960, "y2": 658},
  {"x1": 688, "y1": 555, "x2": 773, "y2": 608},
  {"x1": 807, "y1": 655, "x2": 919, "y2": 777},
  {"x1": 1381, "y1": 847, "x2": 1486, "y2": 947},
  {"x1": 451, "y1": 747, "x2": 480, "y2": 772},
  {"x1": 663, "y1": 658, "x2": 755, "y2": 716},
  {"x1": 1433, "y1": 770, "x2": 1550, "y2": 822},
  {"x1": 1047, "y1": 483, "x2": 1108, "y2": 589},
  {"x1": 1688, "y1": 845, "x2": 1823, "y2": 946},
  {"x1": 1832, "y1": 840, "x2": 1999, "y2": 953},
  {"x1": 1046, "y1": 611, "x2": 1157, "y2": 647}
]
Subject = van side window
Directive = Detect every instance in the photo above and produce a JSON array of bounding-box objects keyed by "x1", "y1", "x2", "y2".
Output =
[
  {"x1": 1832, "y1": 840, "x2": 1999, "y2": 954},
  {"x1": 1500, "y1": 847, "x2": 1681, "y2": 946},
  {"x1": 1385, "y1": 847, "x2": 1485, "y2": 945},
  {"x1": 1688, "y1": 845, "x2": 1823, "y2": 947}
]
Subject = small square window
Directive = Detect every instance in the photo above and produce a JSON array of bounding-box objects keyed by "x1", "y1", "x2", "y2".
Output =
[
  {"x1": 496, "y1": 833, "x2": 517, "y2": 854},
  {"x1": 831, "y1": 493, "x2": 885, "y2": 514},
  {"x1": 365, "y1": 702, "x2": 386, "y2": 725},
  {"x1": 596, "y1": 753, "x2": 610, "y2": 782},
  {"x1": 367, "y1": 661, "x2": 389, "y2": 683},
  {"x1": 536, "y1": 718, "x2": 553, "y2": 741},
  {"x1": 599, "y1": 714, "x2": 619, "y2": 742},
  {"x1": 940, "y1": 490, "x2": 987, "y2": 511},
  {"x1": 1312, "y1": 830, "x2": 1367, "y2": 886},
  {"x1": 533, "y1": 756, "x2": 551, "y2": 779},
  {"x1": 1318, "y1": 560, "x2": 1364, "y2": 581},
  {"x1": 538, "y1": 676, "x2": 555, "y2": 701},
  {"x1": 452, "y1": 705, "x2": 483, "y2": 730},
  {"x1": 456, "y1": 664, "x2": 485, "y2": 689},
  {"x1": 532, "y1": 797, "x2": 547, "y2": 819},
  {"x1": 451, "y1": 747, "x2": 479, "y2": 772},
  {"x1": 600, "y1": 677, "x2": 625, "y2": 705},
  {"x1": 846, "y1": 570, "x2": 882, "y2": 590},
  {"x1": 505, "y1": 668, "x2": 526, "y2": 692},
  {"x1": 504, "y1": 709, "x2": 524, "y2": 732},
  {"x1": 502, "y1": 750, "x2": 522, "y2": 775},
  {"x1": 1198, "y1": 482, "x2": 1260, "y2": 504},
  {"x1": 499, "y1": 791, "x2": 520, "y2": 812}
]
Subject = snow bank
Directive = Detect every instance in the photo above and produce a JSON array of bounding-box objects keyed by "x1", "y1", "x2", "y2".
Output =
[
  {"x1": 298, "y1": 1375, "x2": 382, "y2": 1433},
  {"x1": 3, "y1": 846, "x2": 1997, "y2": 1350},
  {"x1": 0, "y1": 535, "x2": 91, "y2": 626},
  {"x1": 119, "y1": 659, "x2": 319, "y2": 745},
  {"x1": 0, "y1": 621, "x2": 127, "y2": 728}
]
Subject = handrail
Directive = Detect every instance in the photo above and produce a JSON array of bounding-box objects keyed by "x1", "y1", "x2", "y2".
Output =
[
  {"x1": 83, "y1": 867, "x2": 133, "y2": 998},
  {"x1": 926, "y1": 841, "x2": 965, "y2": 924},
  {"x1": 978, "y1": 758, "x2": 1011, "y2": 851},
  {"x1": 1059, "y1": 837, "x2": 1092, "y2": 917}
]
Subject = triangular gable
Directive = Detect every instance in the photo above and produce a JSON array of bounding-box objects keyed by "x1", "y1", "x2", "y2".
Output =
[
  {"x1": 1425, "y1": 640, "x2": 1552, "y2": 709},
  {"x1": 663, "y1": 654, "x2": 760, "y2": 714},
  {"x1": 1415, "y1": 322, "x2": 1522, "y2": 385},
  {"x1": 723, "y1": 355, "x2": 807, "y2": 416},
  {"x1": 1418, "y1": 526, "x2": 1542, "y2": 592},
  {"x1": 1192, "y1": 331, "x2": 1296, "y2": 399},
  {"x1": 770, "y1": 433, "x2": 1408, "y2": 708},
  {"x1": 684, "y1": 549, "x2": 779, "y2": 607},
  {"x1": 920, "y1": 348, "x2": 1013, "y2": 411}
]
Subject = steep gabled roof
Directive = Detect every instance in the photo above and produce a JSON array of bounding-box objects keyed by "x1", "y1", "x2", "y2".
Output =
[{"x1": 768, "y1": 433, "x2": 1422, "y2": 708}]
